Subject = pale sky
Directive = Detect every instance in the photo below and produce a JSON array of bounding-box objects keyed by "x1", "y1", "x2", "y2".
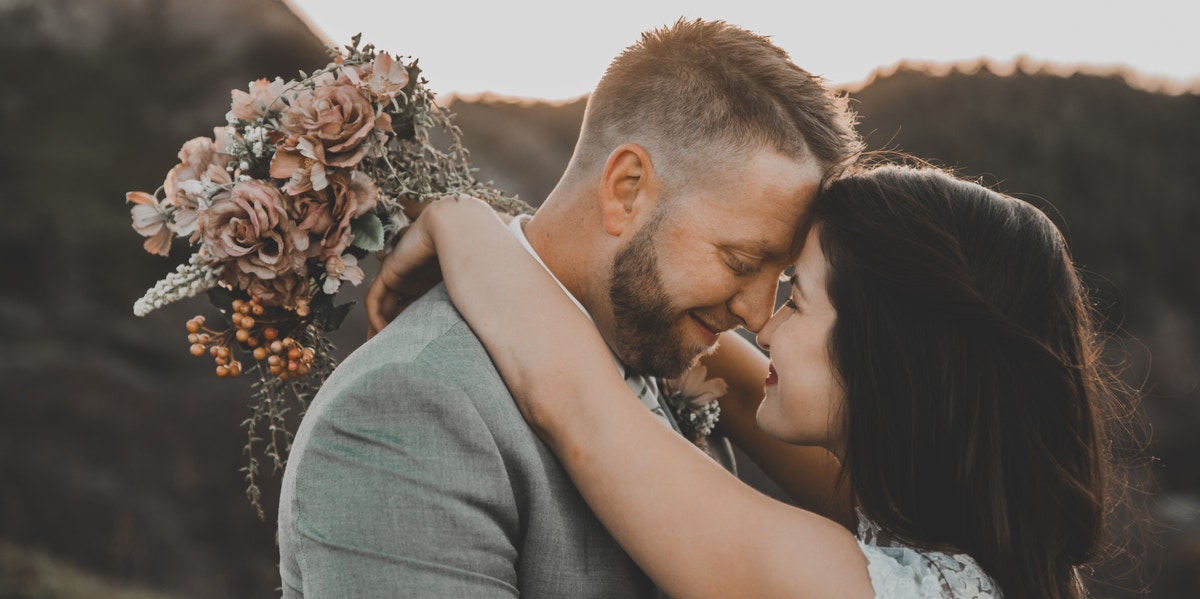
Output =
[{"x1": 286, "y1": 0, "x2": 1198, "y2": 100}]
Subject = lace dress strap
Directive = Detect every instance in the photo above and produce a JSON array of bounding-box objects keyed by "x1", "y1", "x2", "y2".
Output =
[{"x1": 856, "y1": 514, "x2": 1000, "y2": 598}]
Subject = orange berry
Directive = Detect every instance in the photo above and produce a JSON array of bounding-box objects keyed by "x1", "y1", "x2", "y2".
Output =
[
  {"x1": 209, "y1": 345, "x2": 220, "y2": 357},
  {"x1": 215, "y1": 346, "x2": 230, "y2": 359},
  {"x1": 251, "y1": 304, "x2": 264, "y2": 316},
  {"x1": 287, "y1": 347, "x2": 301, "y2": 360},
  {"x1": 249, "y1": 296, "x2": 261, "y2": 305},
  {"x1": 270, "y1": 340, "x2": 283, "y2": 354},
  {"x1": 231, "y1": 313, "x2": 244, "y2": 327},
  {"x1": 197, "y1": 333, "x2": 211, "y2": 344},
  {"x1": 187, "y1": 333, "x2": 200, "y2": 344},
  {"x1": 230, "y1": 361, "x2": 243, "y2": 377},
  {"x1": 215, "y1": 365, "x2": 230, "y2": 378},
  {"x1": 235, "y1": 328, "x2": 250, "y2": 343},
  {"x1": 278, "y1": 371, "x2": 290, "y2": 381},
  {"x1": 283, "y1": 338, "x2": 295, "y2": 348},
  {"x1": 239, "y1": 304, "x2": 252, "y2": 315},
  {"x1": 189, "y1": 343, "x2": 206, "y2": 356},
  {"x1": 246, "y1": 336, "x2": 260, "y2": 347},
  {"x1": 267, "y1": 355, "x2": 281, "y2": 366},
  {"x1": 215, "y1": 356, "x2": 229, "y2": 366},
  {"x1": 288, "y1": 360, "x2": 299, "y2": 372},
  {"x1": 240, "y1": 316, "x2": 256, "y2": 329},
  {"x1": 297, "y1": 364, "x2": 311, "y2": 376},
  {"x1": 253, "y1": 347, "x2": 269, "y2": 361},
  {"x1": 263, "y1": 327, "x2": 279, "y2": 341},
  {"x1": 296, "y1": 304, "x2": 310, "y2": 317},
  {"x1": 186, "y1": 319, "x2": 201, "y2": 333}
]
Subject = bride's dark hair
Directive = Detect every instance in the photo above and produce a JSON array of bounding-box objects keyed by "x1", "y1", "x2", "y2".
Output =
[{"x1": 810, "y1": 165, "x2": 1135, "y2": 599}]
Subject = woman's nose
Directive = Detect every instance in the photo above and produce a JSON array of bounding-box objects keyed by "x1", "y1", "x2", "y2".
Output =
[{"x1": 756, "y1": 307, "x2": 784, "y2": 351}]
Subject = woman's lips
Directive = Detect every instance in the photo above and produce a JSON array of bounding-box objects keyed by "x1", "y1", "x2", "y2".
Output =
[{"x1": 765, "y1": 363, "x2": 778, "y2": 386}]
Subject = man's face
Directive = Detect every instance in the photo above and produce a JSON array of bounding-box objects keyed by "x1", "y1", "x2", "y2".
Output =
[{"x1": 608, "y1": 149, "x2": 822, "y2": 377}]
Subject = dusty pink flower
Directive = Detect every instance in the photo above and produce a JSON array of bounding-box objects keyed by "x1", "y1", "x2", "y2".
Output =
[
  {"x1": 197, "y1": 181, "x2": 312, "y2": 306},
  {"x1": 276, "y1": 83, "x2": 379, "y2": 168},
  {"x1": 244, "y1": 271, "x2": 311, "y2": 309},
  {"x1": 343, "y1": 53, "x2": 411, "y2": 101},
  {"x1": 164, "y1": 137, "x2": 233, "y2": 238},
  {"x1": 230, "y1": 77, "x2": 288, "y2": 121},
  {"x1": 288, "y1": 187, "x2": 337, "y2": 237},
  {"x1": 269, "y1": 135, "x2": 328, "y2": 195},
  {"x1": 665, "y1": 364, "x2": 728, "y2": 407},
  {"x1": 321, "y1": 170, "x2": 380, "y2": 259},
  {"x1": 126, "y1": 191, "x2": 173, "y2": 256},
  {"x1": 284, "y1": 169, "x2": 379, "y2": 259},
  {"x1": 322, "y1": 253, "x2": 364, "y2": 294}
]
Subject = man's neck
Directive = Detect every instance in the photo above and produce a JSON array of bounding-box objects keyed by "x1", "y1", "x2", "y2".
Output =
[
  {"x1": 522, "y1": 201, "x2": 621, "y2": 359},
  {"x1": 523, "y1": 208, "x2": 594, "y2": 315}
]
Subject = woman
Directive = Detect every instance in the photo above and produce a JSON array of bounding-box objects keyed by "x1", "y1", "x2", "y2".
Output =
[{"x1": 366, "y1": 165, "x2": 1130, "y2": 598}]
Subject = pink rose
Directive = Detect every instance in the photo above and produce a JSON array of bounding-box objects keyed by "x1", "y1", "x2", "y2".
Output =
[
  {"x1": 285, "y1": 170, "x2": 380, "y2": 260},
  {"x1": 198, "y1": 181, "x2": 313, "y2": 306},
  {"x1": 276, "y1": 83, "x2": 379, "y2": 168}
]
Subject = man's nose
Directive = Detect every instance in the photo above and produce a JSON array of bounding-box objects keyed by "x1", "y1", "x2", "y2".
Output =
[{"x1": 728, "y1": 272, "x2": 778, "y2": 333}]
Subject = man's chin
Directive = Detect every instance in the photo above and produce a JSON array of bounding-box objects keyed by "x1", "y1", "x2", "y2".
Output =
[{"x1": 649, "y1": 341, "x2": 718, "y2": 379}]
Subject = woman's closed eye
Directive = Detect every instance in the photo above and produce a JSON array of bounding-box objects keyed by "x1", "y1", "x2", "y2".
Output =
[{"x1": 782, "y1": 297, "x2": 801, "y2": 312}]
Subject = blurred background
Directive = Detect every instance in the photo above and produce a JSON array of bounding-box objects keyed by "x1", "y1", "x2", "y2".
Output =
[{"x1": 1, "y1": 0, "x2": 1197, "y2": 596}]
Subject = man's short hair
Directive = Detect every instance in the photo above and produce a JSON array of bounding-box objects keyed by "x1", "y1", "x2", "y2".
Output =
[{"x1": 575, "y1": 19, "x2": 862, "y2": 186}]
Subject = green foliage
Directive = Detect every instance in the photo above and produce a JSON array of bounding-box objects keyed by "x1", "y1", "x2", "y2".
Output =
[{"x1": 351, "y1": 213, "x2": 385, "y2": 252}]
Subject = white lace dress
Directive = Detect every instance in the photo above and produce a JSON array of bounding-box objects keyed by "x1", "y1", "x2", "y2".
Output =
[{"x1": 856, "y1": 515, "x2": 1000, "y2": 598}]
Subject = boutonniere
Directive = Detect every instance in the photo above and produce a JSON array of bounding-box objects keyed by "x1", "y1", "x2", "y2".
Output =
[{"x1": 662, "y1": 364, "x2": 727, "y2": 450}]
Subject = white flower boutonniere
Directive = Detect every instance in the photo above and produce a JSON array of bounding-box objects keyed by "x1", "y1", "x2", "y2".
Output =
[{"x1": 662, "y1": 364, "x2": 727, "y2": 450}]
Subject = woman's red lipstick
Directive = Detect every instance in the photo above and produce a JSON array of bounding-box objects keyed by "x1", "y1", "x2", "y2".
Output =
[{"x1": 765, "y1": 363, "x2": 778, "y2": 386}]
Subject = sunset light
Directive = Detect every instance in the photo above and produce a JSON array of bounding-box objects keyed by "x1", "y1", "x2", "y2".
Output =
[{"x1": 286, "y1": 0, "x2": 1199, "y2": 99}]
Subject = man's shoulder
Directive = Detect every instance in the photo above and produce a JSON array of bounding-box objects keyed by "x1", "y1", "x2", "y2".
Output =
[
  {"x1": 351, "y1": 284, "x2": 488, "y2": 373},
  {"x1": 308, "y1": 284, "x2": 509, "y2": 417}
]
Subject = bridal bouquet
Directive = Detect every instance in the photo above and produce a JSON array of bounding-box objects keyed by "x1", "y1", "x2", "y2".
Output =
[{"x1": 127, "y1": 36, "x2": 529, "y2": 517}]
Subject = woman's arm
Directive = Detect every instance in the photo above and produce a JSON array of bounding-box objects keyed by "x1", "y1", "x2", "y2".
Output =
[
  {"x1": 373, "y1": 196, "x2": 874, "y2": 599},
  {"x1": 367, "y1": 226, "x2": 855, "y2": 526},
  {"x1": 701, "y1": 333, "x2": 855, "y2": 528}
]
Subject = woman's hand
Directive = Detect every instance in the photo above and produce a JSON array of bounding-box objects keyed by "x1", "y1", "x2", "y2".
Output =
[
  {"x1": 364, "y1": 203, "x2": 438, "y2": 338},
  {"x1": 365, "y1": 197, "x2": 518, "y2": 339}
]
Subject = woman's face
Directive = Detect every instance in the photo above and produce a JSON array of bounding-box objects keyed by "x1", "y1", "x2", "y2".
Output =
[{"x1": 754, "y1": 227, "x2": 845, "y2": 454}]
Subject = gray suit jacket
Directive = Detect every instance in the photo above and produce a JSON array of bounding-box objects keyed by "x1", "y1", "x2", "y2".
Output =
[{"x1": 279, "y1": 284, "x2": 660, "y2": 597}]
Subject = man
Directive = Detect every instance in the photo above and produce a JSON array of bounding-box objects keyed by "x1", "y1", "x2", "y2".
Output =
[{"x1": 278, "y1": 19, "x2": 860, "y2": 598}]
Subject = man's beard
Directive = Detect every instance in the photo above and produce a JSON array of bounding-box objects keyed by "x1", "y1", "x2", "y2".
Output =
[{"x1": 609, "y1": 215, "x2": 698, "y2": 378}]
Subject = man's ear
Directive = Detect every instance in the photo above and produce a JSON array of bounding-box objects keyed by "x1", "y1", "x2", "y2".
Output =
[{"x1": 599, "y1": 144, "x2": 657, "y2": 236}]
